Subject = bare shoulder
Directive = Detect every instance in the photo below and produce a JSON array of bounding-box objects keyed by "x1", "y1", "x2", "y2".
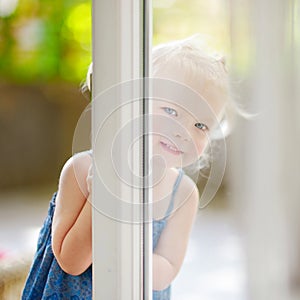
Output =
[
  {"x1": 70, "y1": 151, "x2": 92, "y2": 172},
  {"x1": 58, "y1": 151, "x2": 92, "y2": 198},
  {"x1": 60, "y1": 151, "x2": 92, "y2": 180},
  {"x1": 169, "y1": 168, "x2": 199, "y2": 198}
]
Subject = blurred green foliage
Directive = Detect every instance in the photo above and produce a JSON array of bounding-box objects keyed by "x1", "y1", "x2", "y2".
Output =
[
  {"x1": 0, "y1": 0, "x2": 229, "y2": 83},
  {"x1": 0, "y1": 0, "x2": 256, "y2": 84},
  {"x1": 0, "y1": 0, "x2": 91, "y2": 83}
]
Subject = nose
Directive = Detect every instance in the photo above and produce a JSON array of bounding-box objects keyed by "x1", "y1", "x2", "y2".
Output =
[{"x1": 173, "y1": 132, "x2": 191, "y2": 142}]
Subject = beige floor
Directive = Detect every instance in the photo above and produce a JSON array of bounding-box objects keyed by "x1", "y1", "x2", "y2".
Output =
[{"x1": 0, "y1": 187, "x2": 246, "y2": 300}]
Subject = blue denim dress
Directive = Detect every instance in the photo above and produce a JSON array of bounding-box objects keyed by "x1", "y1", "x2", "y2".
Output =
[{"x1": 22, "y1": 170, "x2": 184, "y2": 300}]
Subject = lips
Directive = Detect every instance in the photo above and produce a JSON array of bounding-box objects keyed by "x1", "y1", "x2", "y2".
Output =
[{"x1": 159, "y1": 141, "x2": 183, "y2": 155}]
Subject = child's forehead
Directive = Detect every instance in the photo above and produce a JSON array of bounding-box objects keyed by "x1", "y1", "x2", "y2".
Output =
[
  {"x1": 151, "y1": 78, "x2": 226, "y2": 122},
  {"x1": 152, "y1": 63, "x2": 226, "y2": 113}
]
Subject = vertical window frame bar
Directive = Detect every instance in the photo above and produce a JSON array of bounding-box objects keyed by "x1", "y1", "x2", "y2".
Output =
[{"x1": 92, "y1": 0, "x2": 152, "y2": 299}]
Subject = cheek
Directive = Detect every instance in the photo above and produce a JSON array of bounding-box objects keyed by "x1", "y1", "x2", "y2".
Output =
[
  {"x1": 193, "y1": 135, "x2": 209, "y2": 157},
  {"x1": 152, "y1": 120, "x2": 166, "y2": 138},
  {"x1": 152, "y1": 116, "x2": 177, "y2": 139}
]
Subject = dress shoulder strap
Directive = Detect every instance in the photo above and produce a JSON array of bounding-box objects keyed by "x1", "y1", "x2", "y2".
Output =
[{"x1": 164, "y1": 169, "x2": 184, "y2": 219}]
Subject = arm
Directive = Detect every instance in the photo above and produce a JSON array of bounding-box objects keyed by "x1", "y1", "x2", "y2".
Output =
[
  {"x1": 153, "y1": 177, "x2": 199, "y2": 291},
  {"x1": 52, "y1": 152, "x2": 92, "y2": 276}
]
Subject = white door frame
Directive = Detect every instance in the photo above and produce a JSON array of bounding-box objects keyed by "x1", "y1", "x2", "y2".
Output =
[{"x1": 92, "y1": 1, "x2": 152, "y2": 299}]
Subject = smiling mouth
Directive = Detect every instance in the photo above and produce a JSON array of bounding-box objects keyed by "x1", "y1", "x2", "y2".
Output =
[{"x1": 159, "y1": 141, "x2": 183, "y2": 155}]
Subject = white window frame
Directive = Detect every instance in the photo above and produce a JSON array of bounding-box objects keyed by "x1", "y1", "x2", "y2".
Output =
[{"x1": 92, "y1": 1, "x2": 152, "y2": 299}]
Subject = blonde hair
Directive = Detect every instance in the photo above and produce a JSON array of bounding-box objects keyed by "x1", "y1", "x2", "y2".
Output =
[
  {"x1": 85, "y1": 35, "x2": 246, "y2": 138},
  {"x1": 152, "y1": 35, "x2": 247, "y2": 139},
  {"x1": 152, "y1": 35, "x2": 229, "y2": 91}
]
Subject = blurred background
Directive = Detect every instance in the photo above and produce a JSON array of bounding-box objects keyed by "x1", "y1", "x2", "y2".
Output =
[
  {"x1": 0, "y1": 0, "x2": 92, "y2": 296},
  {"x1": 0, "y1": 0, "x2": 91, "y2": 190},
  {"x1": 1, "y1": 0, "x2": 300, "y2": 299}
]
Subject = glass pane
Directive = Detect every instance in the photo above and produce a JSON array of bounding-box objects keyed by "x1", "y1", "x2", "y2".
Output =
[
  {"x1": 152, "y1": 1, "x2": 243, "y2": 299},
  {"x1": 152, "y1": 1, "x2": 300, "y2": 300}
]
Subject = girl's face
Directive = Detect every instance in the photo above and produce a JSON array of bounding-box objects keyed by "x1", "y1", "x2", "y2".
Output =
[
  {"x1": 152, "y1": 100, "x2": 209, "y2": 168},
  {"x1": 152, "y1": 62, "x2": 226, "y2": 168}
]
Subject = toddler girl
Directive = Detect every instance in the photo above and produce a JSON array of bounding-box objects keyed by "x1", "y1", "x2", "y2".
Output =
[{"x1": 22, "y1": 36, "x2": 233, "y2": 300}]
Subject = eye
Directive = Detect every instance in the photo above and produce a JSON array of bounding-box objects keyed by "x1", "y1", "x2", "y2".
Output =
[
  {"x1": 162, "y1": 107, "x2": 177, "y2": 116},
  {"x1": 195, "y1": 122, "x2": 209, "y2": 131}
]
